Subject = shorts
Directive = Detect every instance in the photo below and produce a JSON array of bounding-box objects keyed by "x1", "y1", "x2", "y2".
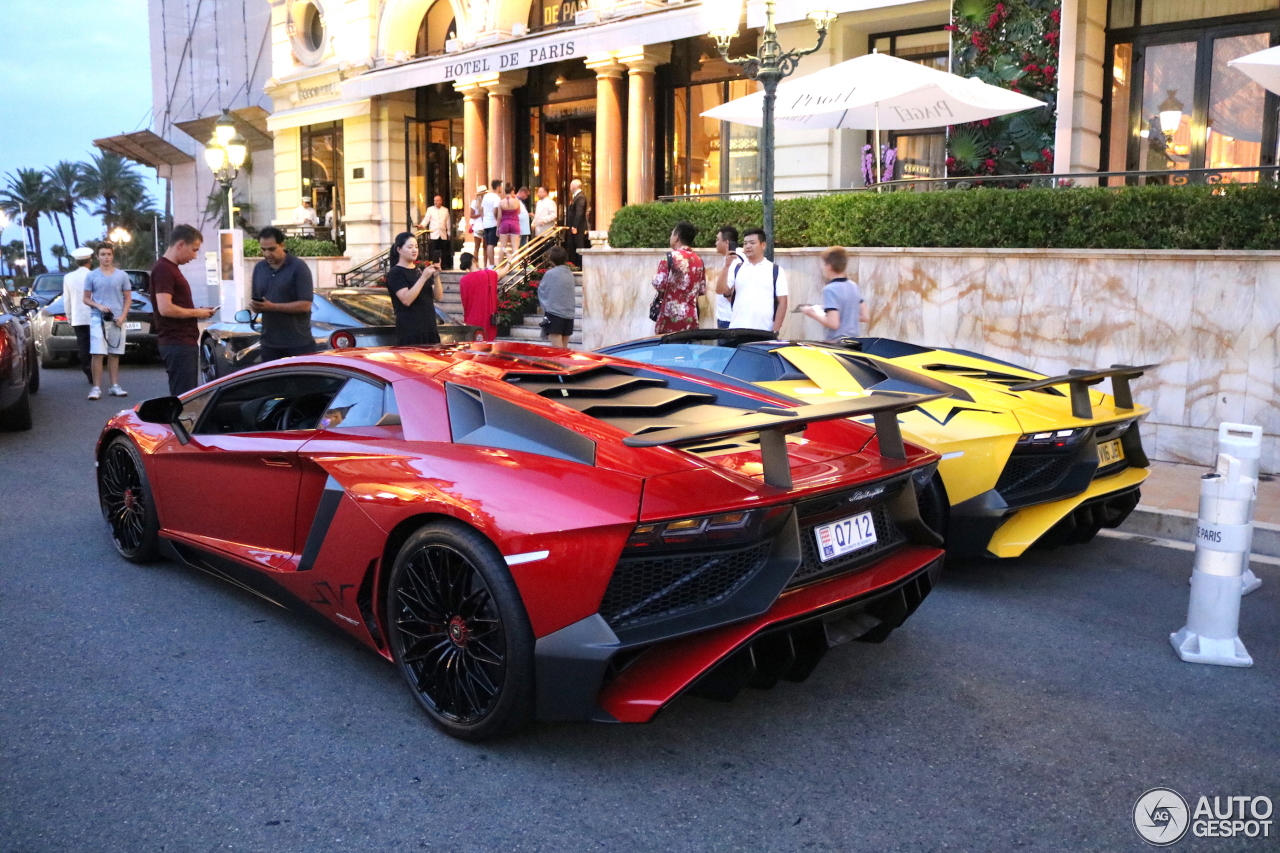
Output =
[
  {"x1": 483, "y1": 227, "x2": 499, "y2": 246},
  {"x1": 498, "y1": 220, "x2": 519, "y2": 235},
  {"x1": 89, "y1": 316, "x2": 127, "y2": 356},
  {"x1": 544, "y1": 312, "x2": 574, "y2": 337}
]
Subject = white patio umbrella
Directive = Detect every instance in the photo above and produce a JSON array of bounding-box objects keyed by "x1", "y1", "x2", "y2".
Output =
[
  {"x1": 701, "y1": 51, "x2": 1046, "y2": 183},
  {"x1": 1229, "y1": 45, "x2": 1280, "y2": 94}
]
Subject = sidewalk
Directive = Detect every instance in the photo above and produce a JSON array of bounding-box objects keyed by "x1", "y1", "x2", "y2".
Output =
[{"x1": 1114, "y1": 459, "x2": 1280, "y2": 560}]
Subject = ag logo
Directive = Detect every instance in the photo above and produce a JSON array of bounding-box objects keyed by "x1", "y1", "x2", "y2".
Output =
[{"x1": 1134, "y1": 788, "x2": 1190, "y2": 846}]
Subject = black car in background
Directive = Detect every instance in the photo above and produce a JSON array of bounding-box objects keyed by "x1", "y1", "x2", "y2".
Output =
[
  {"x1": 0, "y1": 290, "x2": 40, "y2": 430},
  {"x1": 199, "y1": 287, "x2": 483, "y2": 381}
]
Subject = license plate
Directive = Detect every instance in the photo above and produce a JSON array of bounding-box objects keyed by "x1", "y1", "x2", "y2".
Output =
[
  {"x1": 814, "y1": 511, "x2": 877, "y2": 562},
  {"x1": 125, "y1": 322, "x2": 142, "y2": 331},
  {"x1": 1097, "y1": 438, "x2": 1124, "y2": 466}
]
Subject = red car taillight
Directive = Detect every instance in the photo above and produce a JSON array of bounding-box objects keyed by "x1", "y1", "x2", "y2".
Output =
[
  {"x1": 330, "y1": 330, "x2": 357, "y2": 349},
  {"x1": 54, "y1": 314, "x2": 68, "y2": 322}
]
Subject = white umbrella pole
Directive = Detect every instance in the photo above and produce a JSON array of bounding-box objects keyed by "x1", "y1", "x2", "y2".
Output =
[{"x1": 874, "y1": 103, "x2": 883, "y2": 190}]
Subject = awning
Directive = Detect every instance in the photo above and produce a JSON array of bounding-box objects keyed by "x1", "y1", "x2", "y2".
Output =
[
  {"x1": 343, "y1": 4, "x2": 714, "y2": 99},
  {"x1": 92, "y1": 130, "x2": 194, "y2": 169},
  {"x1": 265, "y1": 99, "x2": 372, "y2": 132},
  {"x1": 175, "y1": 106, "x2": 275, "y2": 151}
]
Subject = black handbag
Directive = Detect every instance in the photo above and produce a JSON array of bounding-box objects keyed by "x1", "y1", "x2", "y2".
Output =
[{"x1": 649, "y1": 252, "x2": 674, "y2": 322}]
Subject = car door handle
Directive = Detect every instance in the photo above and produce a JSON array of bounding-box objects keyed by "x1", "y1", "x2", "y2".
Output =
[{"x1": 262, "y1": 455, "x2": 293, "y2": 468}]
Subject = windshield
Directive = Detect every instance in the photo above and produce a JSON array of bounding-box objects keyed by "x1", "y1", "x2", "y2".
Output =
[
  {"x1": 33, "y1": 275, "x2": 63, "y2": 295},
  {"x1": 325, "y1": 291, "x2": 395, "y2": 326},
  {"x1": 609, "y1": 343, "x2": 737, "y2": 373}
]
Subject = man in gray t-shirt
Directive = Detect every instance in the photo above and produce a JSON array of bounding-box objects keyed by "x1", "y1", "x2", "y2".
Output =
[
  {"x1": 82, "y1": 243, "x2": 132, "y2": 399},
  {"x1": 799, "y1": 246, "x2": 869, "y2": 342}
]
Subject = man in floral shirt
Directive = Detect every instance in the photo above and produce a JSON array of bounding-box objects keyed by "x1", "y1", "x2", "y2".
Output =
[{"x1": 651, "y1": 220, "x2": 705, "y2": 334}]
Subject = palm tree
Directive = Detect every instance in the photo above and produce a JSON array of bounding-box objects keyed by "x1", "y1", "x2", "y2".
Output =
[
  {"x1": 79, "y1": 151, "x2": 143, "y2": 235},
  {"x1": 49, "y1": 244, "x2": 68, "y2": 271},
  {"x1": 0, "y1": 240, "x2": 23, "y2": 275},
  {"x1": 0, "y1": 168, "x2": 52, "y2": 270},
  {"x1": 45, "y1": 161, "x2": 85, "y2": 249},
  {"x1": 112, "y1": 185, "x2": 161, "y2": 268}
]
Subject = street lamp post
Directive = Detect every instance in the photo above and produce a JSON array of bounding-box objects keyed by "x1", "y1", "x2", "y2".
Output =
[
  {"x1": 709, "y1": 0, "x2": 834, "y2": 259},
  {"x1": 204, "y1": 112, "x2": 248, "y2": 230}
]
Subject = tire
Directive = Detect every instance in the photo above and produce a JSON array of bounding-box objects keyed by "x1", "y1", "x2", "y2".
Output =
[
  {"x1": 0, "y1": 384, "x2": 32, "y2": 431},
  {"x1": 386, "y1": 520, "x2": 535, "y2": 741},
  {"x1": 97, "y1": 435, "x2": 161, "y2": 563},
  {"x1": 39, "y1": 344, "x2": 59, "y2": 369},
  {"x1": 27, "y1": 356, "x2": 39, "y2": 394},
  {"x1": 199, "y1": 337, "x2": 220, "y2": 383}
]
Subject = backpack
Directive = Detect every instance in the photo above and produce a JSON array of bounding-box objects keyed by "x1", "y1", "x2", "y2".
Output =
[{"x1": 732, "y1": 259, "x2": 780, "y2": 318}]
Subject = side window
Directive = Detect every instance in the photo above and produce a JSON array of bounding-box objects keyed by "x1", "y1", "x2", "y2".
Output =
[
  {"x1": 197, "y1": 373, "x2": 346, "y2": 435},
  {"x1": 310, "y1": 294, "x2": 355, "y2": 326},
  {"x1": 178, "y1": 390, "x2": 214, "y2": 433},
  {"x1": 317, "y1": 378, "x2": 393, "y2": 429}
]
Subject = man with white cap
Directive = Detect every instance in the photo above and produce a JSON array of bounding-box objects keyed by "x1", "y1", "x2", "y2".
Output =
[{"x1": 63, "y1": 246, "x2": 95, "y2": 383}]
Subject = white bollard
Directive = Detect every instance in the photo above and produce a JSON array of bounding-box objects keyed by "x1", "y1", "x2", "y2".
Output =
[
  {"x1": 1170, "y1": 454, "x2": 1254, "y2": 666},
  {"x1": 1217, "y1": 423, "x2": 1263, "y2": 595}
]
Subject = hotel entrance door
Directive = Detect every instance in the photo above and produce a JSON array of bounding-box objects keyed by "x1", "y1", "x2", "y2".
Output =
[{"x1": 531, "y1": 107, "x2": 595, "y2": 229}]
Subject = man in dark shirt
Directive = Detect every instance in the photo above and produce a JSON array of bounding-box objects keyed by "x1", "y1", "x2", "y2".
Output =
[
  {"x1": 250, "y1": 227, "x2": 315, "y2": 361},
  {"x1": 151, "y1": 224, "x2": 217, "y2": 395}
]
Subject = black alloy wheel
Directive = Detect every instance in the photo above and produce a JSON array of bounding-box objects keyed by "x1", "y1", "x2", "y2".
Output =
[
  {"x1": 387, "y1": 522, "x2": 535, "y2": 740},
  {"x1": 98, "y1": 436, "x2": 160, "y2": 563}
]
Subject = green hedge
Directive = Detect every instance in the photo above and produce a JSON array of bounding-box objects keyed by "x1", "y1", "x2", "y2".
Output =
[
  {"x1": 608, "y1": 185, "x2": 1280, "y2": 251},
  {"x1": 243, "y1": 236, "x2": 341, "y2": 257}
]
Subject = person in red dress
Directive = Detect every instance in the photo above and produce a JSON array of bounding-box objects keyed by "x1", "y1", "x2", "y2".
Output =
[
  {"x1": 651, "y1": 220, "x2": 706, "y2": 335},
  {"x1": 458, "y1": 252, "x2": 498, "y2": 340}
]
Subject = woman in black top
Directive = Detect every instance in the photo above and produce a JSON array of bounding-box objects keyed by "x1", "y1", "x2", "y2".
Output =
[{"x1": 385, "y1": 231, "x2": 444, "y2": 345}]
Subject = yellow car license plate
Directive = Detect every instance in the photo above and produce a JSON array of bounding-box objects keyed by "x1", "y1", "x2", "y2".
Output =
[{"x1": 1097, "y1": 438, "x2": 1124, "y2": 466}]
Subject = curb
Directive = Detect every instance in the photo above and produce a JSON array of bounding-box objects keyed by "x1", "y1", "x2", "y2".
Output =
[{"x1": 1118, "y1": 504, "x2": 1280, "y2": 559}]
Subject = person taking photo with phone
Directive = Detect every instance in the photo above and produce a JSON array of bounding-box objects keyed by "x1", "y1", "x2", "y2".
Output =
[
  {"x1": 386, "y1": 231, "x2": 444, "y2": 345},
  {"x1": 82, "y1": 242, "x2": 131, "y2": 400}
]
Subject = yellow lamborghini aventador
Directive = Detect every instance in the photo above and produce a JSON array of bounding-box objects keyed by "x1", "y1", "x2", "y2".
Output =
[{"x1": 599, "y1": 330, "x2": 1154, "y2": 559}]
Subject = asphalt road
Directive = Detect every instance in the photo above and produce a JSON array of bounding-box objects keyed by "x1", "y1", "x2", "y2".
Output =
[{"x1": 2, "y1": 362, "x2": 1277, "y2": 853}]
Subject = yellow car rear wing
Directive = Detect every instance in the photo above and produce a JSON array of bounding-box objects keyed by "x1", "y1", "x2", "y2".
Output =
[
  {"x1": 623, "y1": 392, "x2": 945, "y2": 489},
  {"x1": 1008, "y1": 364, "x2": 1158, "y2": 419}
]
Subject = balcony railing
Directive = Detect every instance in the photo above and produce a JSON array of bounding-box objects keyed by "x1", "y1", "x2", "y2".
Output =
[{"x1": 657, "y1": 165, "x2": 1280, "y2": 202}]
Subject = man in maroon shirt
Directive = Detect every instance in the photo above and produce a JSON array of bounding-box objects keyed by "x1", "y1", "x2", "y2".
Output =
[{"x1": 151, "y1": 225, "x2": 216, "y2": 395}]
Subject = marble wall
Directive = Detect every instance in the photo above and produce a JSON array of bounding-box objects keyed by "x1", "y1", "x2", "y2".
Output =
[{"x1": 580, "y1": 246, "x2": 1280, "y2": 472}]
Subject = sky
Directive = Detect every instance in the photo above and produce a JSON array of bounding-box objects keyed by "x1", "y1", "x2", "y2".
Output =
[{"x1": 0, "y1": 0, "x2": 155, "y2": 267}]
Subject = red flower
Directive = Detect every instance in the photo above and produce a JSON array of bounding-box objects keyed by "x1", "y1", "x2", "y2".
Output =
[
  {"x1": 1044, "y1": 65, "x2": 1055, "y2": 76},
  {"x1": 981, "y1": 119, "x2": 991, "y2": 127},
  {"x1": 984, "y1": 158, "x2": 997, "y2": 170},
  {"x1": 1049, "y1": 8, "x2": 1061, "y2": 23},
  {"x1": 945, "y1": 156, "x2": 957, "y2": 168},
  {"x1": 944, "y1": 24, "x2": 957, "y2": 31},
  {"x1": 1024, "y1": 64, "x2": 1039, "y2": 73}
]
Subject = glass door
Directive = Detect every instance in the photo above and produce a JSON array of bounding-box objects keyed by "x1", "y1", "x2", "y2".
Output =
[
  {"x1": 541, "y1": 113, "x2": 595, "y2": 227},
  {"x1": 1111, "y1": 23, "x2": 1278, "y2": 181}
]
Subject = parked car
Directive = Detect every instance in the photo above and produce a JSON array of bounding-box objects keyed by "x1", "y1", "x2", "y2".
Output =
[
  {"x1": 33, "y1": 290, "x2": 158, "y2": 367},
  {"x1": 199, "y1": 287, "x2": 484, "y2": 382},
  {"x1": 598, "y1": 329, "x2": 1154, "y2": 558},
  {"x1": 96, "y1": 341, "x2": 944, "y2": 739},
  {"x1": 28, "y1": 269, "x2": 151, "y2": 307},
  {"x1": 0, "y1": 290, "x2": 40, "y2": 430}
]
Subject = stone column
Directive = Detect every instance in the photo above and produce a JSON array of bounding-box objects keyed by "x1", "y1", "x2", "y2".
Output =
[
  {"x1": 586, "y1": 56, "x2": 626, "y2": 232},
  {"x1": 457, "y1": 81, "x2": 488, "y2": 229},
  {"x1": 618, "y1": 45, "x2": 672, "y2": 205},
  {"x1": 486, "y1": 81, "x2": 515, "y2": 186},
  {"x1": 480, "y1": 71, "x2": 527, "y2": 188}
]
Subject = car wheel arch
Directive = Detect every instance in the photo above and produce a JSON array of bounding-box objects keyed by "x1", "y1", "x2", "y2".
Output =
[{"x1": 374, "y1": 510, "x2": 514, "y2": 639}]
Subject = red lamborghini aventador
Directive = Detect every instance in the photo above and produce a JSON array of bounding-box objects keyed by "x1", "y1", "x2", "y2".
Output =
[{"x1": 96, "y1": 342, "x2": 946, "y2": 740}]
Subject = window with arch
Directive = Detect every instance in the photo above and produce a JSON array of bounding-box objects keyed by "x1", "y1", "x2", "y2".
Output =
[{"x1": 416, "y1": 1, "x2": 458, "y2": 57}]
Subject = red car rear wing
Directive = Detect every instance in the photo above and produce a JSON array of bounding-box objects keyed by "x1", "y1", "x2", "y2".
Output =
[
  {"x1": 1007, "y1": 364, "x2": 1158, "y2": 419},
  {"x1": 622, "y1": 392, "x2": 945, "y2": 489}
]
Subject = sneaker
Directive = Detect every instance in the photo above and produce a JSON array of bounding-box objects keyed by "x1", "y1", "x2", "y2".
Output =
[
  {"x1": 109, "y1": 384, "x2": 128, "y2": 397},
  {"x1": 88, "y1": 386, "x2": 101, "y2": 400}
]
